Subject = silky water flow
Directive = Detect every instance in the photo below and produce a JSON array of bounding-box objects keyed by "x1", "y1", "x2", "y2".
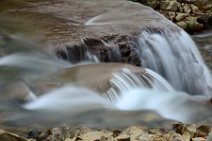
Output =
[{"x1": 0, "y1": 30, "x2": 211, "y2": 127}]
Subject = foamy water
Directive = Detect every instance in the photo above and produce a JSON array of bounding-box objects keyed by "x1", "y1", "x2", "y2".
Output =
[
  {"x1": 138, "y1": 30, "x2": 212, "y2": 97},
  {"x1": 0, "y1": 30, "x2": 211, "y2": 127}
]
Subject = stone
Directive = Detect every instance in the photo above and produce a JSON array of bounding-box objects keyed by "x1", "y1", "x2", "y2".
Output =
[
  {"x1": 112, "y1": 130, "x2": 121, "y2": 138},
  {"x1": 136, "y1": 133, "x2": 152, "y2": 141},
  {"x1": 64, "y1": 139, "x2": 73, "y2": 141},
  {"x1": 122, "y1": 126, "x2": 144, "y2": 139},
  {"x1": 191, "y1": 4, "x2": 199, "y2": 14},
  {"x1": 183, "y1": 3, "x2": 191, "y2": 13},
  {"x1": 79, "y1": 131, "x2": 112, "y2": 141},
  {"x1": 0, "y1": 129, "x2": 27, "y2": 141},
  {"x1": 152, "y1": 135, "x2": 169, "y2": 141},
  {"x1": 177, "y1": 3, "x2": 184, "y2": 12},
  {"x1": 168, "y1": 12, "x2": 176, "y2": 21},
  {"x1": 148, "y1": 0, "x2": 160, "y2": 9},
  {"x1": 177, "y1": 21, "x2": 187, "y2": 29},
  {"x1": 115, "y1": 134, "x2": 130, "y2": 141},
  {"x1": 176, "y1": 13, "x2": 189, "y2": 22},
  {"x1": 161, "y1": 0, "x2": 179, "y2": 11},
  {"x1": 183, "y1": 131, "x2": 192, "y2": 141},
  {"x1": 184, "y1": 124, "x2": 197, "y2": 138},
  {"x1": 169, "y1": 133, "x2": 184, "y2": 141},
  {"x1": 0, "y1": 0, "x2": 180, "y2": 56},
  {"x1": 196, "y1": 125, "x2": 211, "y2": 137},
  {"x1": 192, "y1": 137, "x2": 206, "y2": 141}
]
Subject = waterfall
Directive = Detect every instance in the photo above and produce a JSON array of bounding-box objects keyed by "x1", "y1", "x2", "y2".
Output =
[
  {"x1": 0, "y1": 31, "x2": 211, "y2": 127},
  {"x1": 103, "y1": 68, "x2": 174, "y2": 103},
  {"x1": 6, "y1": 69, "x2": 211, "y2": 126},
  {"x1": 137, "y1": 30, "x2": 212, "y2": 97}
]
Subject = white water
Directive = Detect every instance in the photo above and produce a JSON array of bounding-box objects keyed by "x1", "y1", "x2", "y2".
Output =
[
  {"x1": 0, "y1": 31, "x2": 212, "y2": 127},
  {"x1": 138, "y1": 30, "x2": 212, "y2": 97},
  {"x1": 8, "y1": 67, "x2": 209, "y2": 126},
  {"x1": 19, "y1": 84, "x2": 211, "y2": 126}
]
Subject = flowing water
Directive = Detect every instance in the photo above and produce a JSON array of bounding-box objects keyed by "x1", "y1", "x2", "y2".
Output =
[
  {"x1": 138, "y1": 30, "x2": 212, "y2": 96},
  {"x1": 0, "y1": 31, "x2": 212, "y2": 128},
  {"x1": 0, "y1": 0, "x2": 211, "y2": 128}
]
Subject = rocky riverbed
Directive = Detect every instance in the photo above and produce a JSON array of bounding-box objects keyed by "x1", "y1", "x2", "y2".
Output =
[
  {"x1": 0, "y1": 123, "x2": 212, "y2": 141},
  {"x1": 130, "y1": 0, "x2": 212, "y2": 34}
]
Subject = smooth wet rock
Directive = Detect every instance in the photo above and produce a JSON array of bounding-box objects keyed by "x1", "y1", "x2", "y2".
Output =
[{"x1": 0, "y1": 0, "x2": 181, "y2": 64}]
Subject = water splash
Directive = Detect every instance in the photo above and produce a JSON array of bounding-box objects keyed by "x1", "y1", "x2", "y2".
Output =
[
  {"x1": 138, "y1": 30, "x2": 212, "y2": 97},
  {"x1": 104, "y1": 68, "x2": 174, "y2": 103}
]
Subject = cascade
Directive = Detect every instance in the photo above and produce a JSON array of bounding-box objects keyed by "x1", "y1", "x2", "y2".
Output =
[
  {"x1": 4, "y1": 69, "x2": 211, "y2": 126},
  {"x1": 103, "y1": 68, "x2": 174, "y2": 103},
  {"x1": 137, "y1": 30, "x2": 212, "y2": 97},
  {"x1": 0, "y1": 29, "x2": 211, "y2": 127}
]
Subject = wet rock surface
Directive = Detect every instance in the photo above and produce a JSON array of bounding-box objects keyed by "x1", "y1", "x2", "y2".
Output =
[
  {"x1": 0, "y1": 0, "x2": 180, "y2": 62},
  {"x1": 56, "y1": 35, "x2": 141, "y2": 66}
]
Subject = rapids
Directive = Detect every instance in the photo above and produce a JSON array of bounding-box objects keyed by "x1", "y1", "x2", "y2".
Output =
[{"x1": 0, "y1": 31, "x2": 212, "y2": 127}]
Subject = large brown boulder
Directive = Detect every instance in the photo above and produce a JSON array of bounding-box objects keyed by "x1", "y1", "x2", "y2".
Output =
[{"x1": 0, "y1": 0, "x2": 180, "y2": 63}]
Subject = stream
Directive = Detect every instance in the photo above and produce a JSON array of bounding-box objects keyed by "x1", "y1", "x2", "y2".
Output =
[{"x1": 0, "y1": 0, "x2": 211, "y2": 129}]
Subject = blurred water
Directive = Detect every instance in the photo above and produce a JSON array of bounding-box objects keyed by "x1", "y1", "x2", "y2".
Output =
[
  {"x1": 0, "y1": 31, "x2": 211, "y2": 128},
  {"x1": 138, "y1": 30, "x2": 212, "y2": 97}
]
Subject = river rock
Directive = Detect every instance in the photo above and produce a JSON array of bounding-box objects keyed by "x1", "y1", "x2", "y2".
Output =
[
  {"x1": 79, "y1": 131, "x2": 113, "y2": 141},
  {"x1": 161, "y1": 0, "x2": 179, "y2": 11},
  {"x1": 129, "y1": 0, "x2": 211, "y2": 33},
  {"x1": 182, "y1": 3, "x2": 191, "y2": 13},
  {"x1": 176, "y1": 13, "x2": 189, "y2": 22},
  {"x1": 191, "y1": 4, "x2": 199, "y2": 14},
  {"x1": 0, "y1": 129, "x2": 27, "y2": 141},
  {"x1": 0, "y1": 0, "x2": 180, "y2": 64},
  {"x1": 196, "y1": 125, "x2": 211, "y2": 137},
  {"x1": 192, "y1": 137, "x2": 206, "y2": 141},
  {"x1": 169, "y1": 133, "x2": 184, "y2": 141}
]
